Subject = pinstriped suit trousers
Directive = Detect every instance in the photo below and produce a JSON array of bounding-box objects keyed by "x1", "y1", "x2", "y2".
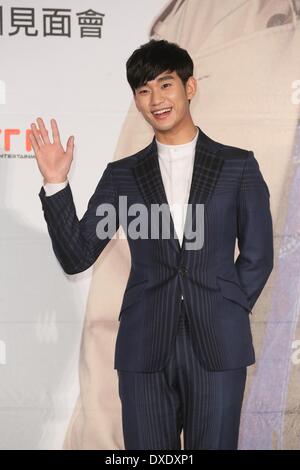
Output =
[{"x1": 117, "y1": 299, "x2": 247, "y2": 450}]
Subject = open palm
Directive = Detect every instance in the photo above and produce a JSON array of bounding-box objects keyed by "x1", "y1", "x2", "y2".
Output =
[{"x1": 30, "y1": 117, "x2": 74, "y2": 183}]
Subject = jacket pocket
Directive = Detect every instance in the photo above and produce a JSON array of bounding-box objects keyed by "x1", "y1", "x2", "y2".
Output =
[
  {"x1": 216, "y1": 276, "x2": 252, "y2": 313},
  {"x1": 118, "y1": 279, "x2": 148, "y2": 320}
]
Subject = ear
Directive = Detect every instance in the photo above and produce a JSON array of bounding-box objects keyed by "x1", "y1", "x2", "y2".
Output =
[{"x1": 186, "y1": 76, "x2": 197, "y2": 101}]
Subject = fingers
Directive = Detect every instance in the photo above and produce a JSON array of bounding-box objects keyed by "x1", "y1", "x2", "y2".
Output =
[
  {"x1": 29, "y1": 127, "x2": 39, "y2": 154},
  {"x1": 50, "y1": 118, "x2": 61, "y2": 144},
  {"x1": 30, "y1": 122, "x2": 43, "y2": 149},
  {"x1": 36, "y1": 117, "x2": 51, "y2": 145},
  {"x1": 66, "y1": 135, "x2": 74, "y2": 155}
]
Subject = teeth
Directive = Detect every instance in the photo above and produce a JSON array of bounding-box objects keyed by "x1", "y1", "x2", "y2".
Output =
[{"x1": 153, "y1": 108, "x2": 172, "y2": 115}]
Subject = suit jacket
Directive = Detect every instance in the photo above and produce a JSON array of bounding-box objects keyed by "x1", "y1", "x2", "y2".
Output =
[{"x1": 39, "y1": 125, "x2": 274, "y2": 372}]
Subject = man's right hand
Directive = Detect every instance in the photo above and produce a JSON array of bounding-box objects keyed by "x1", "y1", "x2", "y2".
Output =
[{"x1": 30, "y1": 117, "x2": 74, "y2": 183}]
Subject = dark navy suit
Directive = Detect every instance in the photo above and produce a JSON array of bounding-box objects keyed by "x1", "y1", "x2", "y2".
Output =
[{"x1": 39, "y1": 126, "x2": 273, "y2": 449}]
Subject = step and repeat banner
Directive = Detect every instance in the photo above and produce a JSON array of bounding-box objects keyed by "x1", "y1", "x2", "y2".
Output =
[{"x1": 1, "y1": 0, "x2": 300, "y2": 450}]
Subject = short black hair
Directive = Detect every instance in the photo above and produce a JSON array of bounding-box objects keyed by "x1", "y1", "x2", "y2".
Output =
[{"x1": 126, "y1": 39, "x2": 194, "y2": 97}]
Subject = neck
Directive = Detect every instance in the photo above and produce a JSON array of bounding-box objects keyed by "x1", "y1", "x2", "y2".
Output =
[{"x1": 154, "y1": 119, "x2": 197, "y2": 145}]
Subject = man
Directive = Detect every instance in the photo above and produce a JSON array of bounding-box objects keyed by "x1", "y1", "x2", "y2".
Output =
[
  {"x1": 31, "y1": 39, "x2": 273, "y2": 449},
  {"x1": 61, "y1": 0, "x2": 299, "y2": 451}
]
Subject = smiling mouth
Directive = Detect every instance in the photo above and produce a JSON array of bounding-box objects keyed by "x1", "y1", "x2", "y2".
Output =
[{"x1": 151, "y1": 107, "x2": 172, "y2": 119}]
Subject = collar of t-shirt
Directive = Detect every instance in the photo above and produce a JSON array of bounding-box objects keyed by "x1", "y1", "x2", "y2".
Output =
[{"x1": 155, "y1": 127, "x2": 199, "y2": 163}]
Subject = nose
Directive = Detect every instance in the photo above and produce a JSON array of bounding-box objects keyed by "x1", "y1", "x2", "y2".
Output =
[{"x1": 150, "y1": 88, "x2": 164, "y2": 107}]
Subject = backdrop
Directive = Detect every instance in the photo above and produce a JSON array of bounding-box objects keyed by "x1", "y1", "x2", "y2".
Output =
[{"x1": 1, "y1": 0, "x2": 300, "y2": 450}]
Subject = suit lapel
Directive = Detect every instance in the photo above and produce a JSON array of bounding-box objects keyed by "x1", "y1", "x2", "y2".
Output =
[
  {"x1": 133, "y1": 136, "x2": 180, "y2": 251},
  {"x1": 181, "y1": 127, "x2": 224, "y2": 251},
  {"x1": 133, "y1": 125, "x2": 224, "y2": 253}
]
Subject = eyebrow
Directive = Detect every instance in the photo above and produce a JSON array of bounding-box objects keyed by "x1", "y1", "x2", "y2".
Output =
[
  {"x1": 138, "y1": 75, "x2": 175, "y2": 89},
  {"x1": 157, "y1": 74, "x2": 175, "y2": 82}
]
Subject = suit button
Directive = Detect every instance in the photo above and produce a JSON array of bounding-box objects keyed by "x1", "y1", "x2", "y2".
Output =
[{"x1": 179, "y1": 265, "x2": 188, "y2": 276}]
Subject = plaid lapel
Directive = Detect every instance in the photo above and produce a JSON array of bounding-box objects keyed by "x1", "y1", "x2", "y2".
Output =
[{"x1": 133, "y1": 125, "x2": 224, "y2": 253}]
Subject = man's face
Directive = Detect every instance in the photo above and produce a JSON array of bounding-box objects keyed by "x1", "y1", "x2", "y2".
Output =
[{"x1": 134, "y1": 70, "x2": 196, "y2": 132}]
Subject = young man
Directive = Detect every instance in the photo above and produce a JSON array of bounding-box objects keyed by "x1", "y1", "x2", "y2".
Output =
[{"x1": 31, "y1": 39, "x2": 273, "y2": 450}]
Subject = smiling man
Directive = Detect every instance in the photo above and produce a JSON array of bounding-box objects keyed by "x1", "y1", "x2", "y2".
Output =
[
  {"x1": 134, "y1": 70, "x2": 195, "y2": 140},
  {"x1": 32, "y1": 39, "x2": 273, "y2": 450}
]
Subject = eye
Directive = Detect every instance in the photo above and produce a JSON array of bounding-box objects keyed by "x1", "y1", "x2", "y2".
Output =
[
  {"x1": 139, "y1": 89, "x2": 148, "y2": 95},
  {"x1": 162, "y1": 83, "x2": 172, "y2": 88}
]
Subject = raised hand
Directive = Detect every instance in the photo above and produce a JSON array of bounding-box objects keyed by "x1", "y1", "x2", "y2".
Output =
[{"x1": 30, "y1": 117, "x2": 74, "y2": 184}]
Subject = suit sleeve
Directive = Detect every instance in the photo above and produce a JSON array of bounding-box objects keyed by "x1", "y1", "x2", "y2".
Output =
[
  {"x1": 38, "y1": 163, "x2": 119, "y2": 275},
  {"x1": 235, "y1": 151, "x2": 274, "y2": 310}
]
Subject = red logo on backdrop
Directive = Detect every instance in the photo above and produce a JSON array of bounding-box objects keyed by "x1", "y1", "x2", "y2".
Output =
[{"x1": 0, "y1": 128, "x2": 38, "y2": 152}]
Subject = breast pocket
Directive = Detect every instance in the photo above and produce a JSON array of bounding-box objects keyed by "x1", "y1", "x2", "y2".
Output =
[{"x1": 216, "y1": 275, "x2": 252, "y2": 314}]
